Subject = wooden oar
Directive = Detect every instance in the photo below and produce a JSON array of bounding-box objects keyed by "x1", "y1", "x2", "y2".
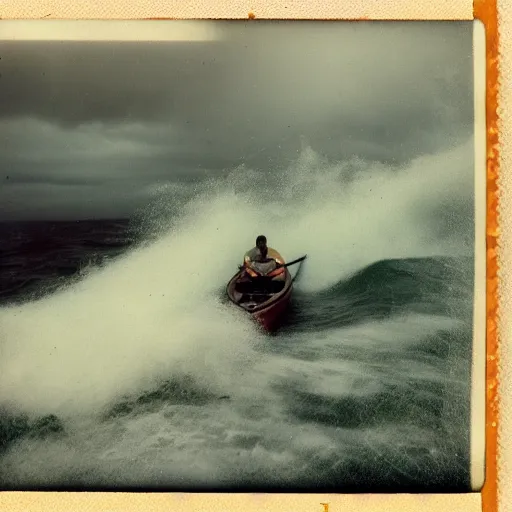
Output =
[
  {"x1": 278, "y1": 255, "x2": 307, "y2": 269},
  {"x1": 238, "y1": 255, "x2": 307, "y2": 272}
]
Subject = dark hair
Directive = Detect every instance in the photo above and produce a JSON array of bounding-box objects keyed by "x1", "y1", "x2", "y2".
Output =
[{"x1": 256, "y1": 235, "x2": 267, "y2": 245}]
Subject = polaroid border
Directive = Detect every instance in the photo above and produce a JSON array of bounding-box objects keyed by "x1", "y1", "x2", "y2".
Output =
[
  {"x1": 0, "y1": 1, "x2": 502, "y2": 512},
  {"x1": 473, "y1": 5, "x2": 501, "y2": 512}
]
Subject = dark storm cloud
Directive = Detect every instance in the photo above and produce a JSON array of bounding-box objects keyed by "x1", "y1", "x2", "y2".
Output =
[
  {"x1": 0, "y1": 20, "x2": 475, "y2": 220},
  {"x1": 0, "y1": 42, "x2": 221, "y2": 126}
]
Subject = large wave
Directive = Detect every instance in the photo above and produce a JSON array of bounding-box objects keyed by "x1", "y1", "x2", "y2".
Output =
[{"x1": 0, "y1": 138, "x2": 474, "y2": 424}]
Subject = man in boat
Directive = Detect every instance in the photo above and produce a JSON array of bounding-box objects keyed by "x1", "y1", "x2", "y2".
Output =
[{"x1": 243, "y1": 235, "x2": 286, "y2": 282}]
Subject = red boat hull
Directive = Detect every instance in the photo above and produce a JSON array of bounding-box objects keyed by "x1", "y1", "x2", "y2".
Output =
[
  {"x1": 226, "y1": 267, "x2": 293, "y2": 333},
  {"x1": 251, "y1": 281, "x2": 292, "y2": 332}
]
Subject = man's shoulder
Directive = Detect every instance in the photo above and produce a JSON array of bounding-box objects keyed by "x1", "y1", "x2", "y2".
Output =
[
  {"x1": 245, "y1": 247, "x2": 259, "y2": 258},
  {"x1": 267, "y1": 247, "x2": 284, "y2": 262}
]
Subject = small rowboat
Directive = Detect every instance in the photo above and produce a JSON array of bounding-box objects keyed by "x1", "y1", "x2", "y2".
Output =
[{"x1": 226, "y1": 254, "x2": 306, "y2": 332}]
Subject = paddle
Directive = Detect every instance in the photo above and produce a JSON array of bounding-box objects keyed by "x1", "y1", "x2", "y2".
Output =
[
  {"x1": 239, "y1": 255, "x2": 307, "y2": 272},
  {"x1": 286, "y1": 255, "x2": 307, "y2": 284},
  {"x1": 277, "y1": 255, "x2": 307, "y2": 269}
]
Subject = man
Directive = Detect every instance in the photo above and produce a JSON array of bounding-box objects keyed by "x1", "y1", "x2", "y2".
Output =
[{"x1": 243, "y1": 235, "x2": 286, "y2": 281}]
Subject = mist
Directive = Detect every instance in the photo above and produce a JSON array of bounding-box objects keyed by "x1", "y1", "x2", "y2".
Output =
[{"x1": 0, "y1": 132, "x2": 474, "y2": 420}]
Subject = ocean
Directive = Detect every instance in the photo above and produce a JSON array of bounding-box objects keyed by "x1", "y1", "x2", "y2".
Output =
[{"x1": 0, "y1": 144, "x2": 475, "y2": 492}]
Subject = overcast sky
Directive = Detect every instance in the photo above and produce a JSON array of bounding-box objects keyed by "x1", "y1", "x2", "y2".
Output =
[{"x1": 0, "y1": 21, "x2": 474, "y2": 221}]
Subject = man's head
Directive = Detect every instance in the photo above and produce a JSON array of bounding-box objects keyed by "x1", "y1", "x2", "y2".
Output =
[
  {"x1": 256, "y1": 235, "x2": 267, "y2": 251},
  {"x1": 256, "y1": 235, "x2": 268, "y2": 261}
]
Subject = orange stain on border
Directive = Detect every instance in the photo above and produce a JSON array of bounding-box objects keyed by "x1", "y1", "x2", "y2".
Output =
[{"x1": 473, "y1": 1, "x2": 500, "y2": 512}]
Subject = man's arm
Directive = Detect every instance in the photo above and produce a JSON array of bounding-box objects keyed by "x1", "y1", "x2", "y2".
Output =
[
  {"x1": 243, "y1": 248, "x2": 255, "y2": 267},
  {"x1": 267, "y1": 248, "x2": 284, "y2": 265}
]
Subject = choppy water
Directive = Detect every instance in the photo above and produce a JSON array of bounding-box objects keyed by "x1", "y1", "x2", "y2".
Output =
[{"x1": 0, "y1": 143, "x2": 474, "y2": 492}]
